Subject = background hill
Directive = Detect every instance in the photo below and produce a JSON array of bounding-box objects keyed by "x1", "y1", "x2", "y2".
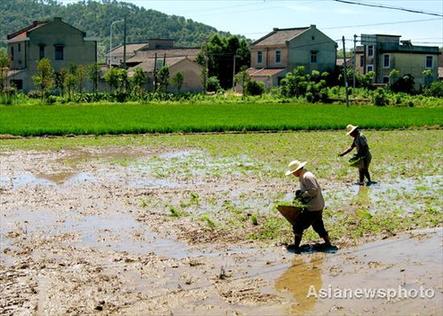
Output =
[{"x1": 0, "y1": 0, "x2": 229, "y2": 60}]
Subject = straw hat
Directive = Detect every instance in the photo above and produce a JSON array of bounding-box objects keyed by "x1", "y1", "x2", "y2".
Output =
[
  {"x1": 346, "y1": 124, "x2": 359, "y2": 135},
  {"x1": 285, "y1": 160, "x2": 307, "y2": 176}
]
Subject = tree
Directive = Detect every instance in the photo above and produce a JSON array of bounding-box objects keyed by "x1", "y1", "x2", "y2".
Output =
[
  {"x1": 197, "y1": 34, "x2": 250, "y2": 89},
  {"x1": 389, "y1": 69, "x2": 400, "y2": 85},
  {"x1": 157, "y1": 65, "x2": 170, "y2": 92},
  {"x1": 245, "y1": 80, "x2": 265, "y2": 96},
  {"x1": 76, "y1": 65, "x2": 87, "y2": 94},
  {"x1": 171, "y1": 72, "x2": 184, "y2": 93},
  {"x1": 87, "y1": 63, "x2": 100, "y2": 93},
  {"x1": 0, "y1": 48, "x2": 9, "y2": 91},
  {"x1": 234, "y1": 68, "x2": 250, "y2": 95},
  {"x1": 391, "y1": 74, "x2": 415, "y2": 94},
  {"x1": 206, "y1": 76, "x2": 221, "y2": 92},
  {"x1": 422, "y1": 69, "x2": 433, "y2": 87},
  {"x1": 0, "y1": 0, "x2": 225, "y2": 62},
  {"x1": 54, "y1": 69, "x2": 67, "y2": 96},
  {"x1": 104, "y1": 67, "x2": 128, "y2": 93},
  {"x1": 280, "y1": 67, "x2": 329, "y2": 102},
  {"x1": 32, "y1": 58, "x2": 54, "y2": 100},
  {"x1": 130, "y1": 67, "x2": 147, "y2": 96},
  {"x1": 64, "y1": 71, "x2": 77, "y2": 100}
]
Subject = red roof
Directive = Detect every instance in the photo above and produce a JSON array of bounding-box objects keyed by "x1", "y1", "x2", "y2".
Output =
[{"x1": 7, "y1": 21, "x2": 48, "y2": 42}]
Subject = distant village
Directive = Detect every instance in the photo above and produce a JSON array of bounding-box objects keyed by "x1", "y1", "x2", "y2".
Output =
[{"x1": 5, "y1": 17, "x2": 442, "y2": 93}]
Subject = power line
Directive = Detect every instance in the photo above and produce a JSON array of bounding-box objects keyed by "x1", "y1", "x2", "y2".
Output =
[
  {"x1": 332, "y1": 0, "x2": 443, "y2": 17},
  {"x1": 241, "y1": 17, "x2": 441, "y2": 37}
]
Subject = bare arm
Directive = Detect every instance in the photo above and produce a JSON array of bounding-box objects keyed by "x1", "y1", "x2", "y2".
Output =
[
  {"x1": 339, "y1": 142, "x2": 355, "y2": 157},
  {"x1": 339, "y1": 146, "x2": 353, "y2": 157}
]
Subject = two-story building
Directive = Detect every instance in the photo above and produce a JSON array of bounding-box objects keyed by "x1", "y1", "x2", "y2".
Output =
[
  {"x1": 111, "y1": 39, "x2": 203, "y2": 92},
  {"x1": 355, "y1": 34, "x2": 440, "y2": 88},
  {"x1": 247, "y1": 25, "x2": 337, "y2": 87},
  {"x1": 6, "y1": 17, "x2": 97, "y2": 92}
]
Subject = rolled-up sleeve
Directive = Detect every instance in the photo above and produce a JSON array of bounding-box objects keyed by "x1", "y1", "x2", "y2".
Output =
[{"x1": 301, "y1": 175, "x2": 319, "y2": 198}]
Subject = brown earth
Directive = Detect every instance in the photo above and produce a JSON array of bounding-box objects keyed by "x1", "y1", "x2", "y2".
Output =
[{"x1": 0, "y1": 147, "x2": 442, "y2": 315}]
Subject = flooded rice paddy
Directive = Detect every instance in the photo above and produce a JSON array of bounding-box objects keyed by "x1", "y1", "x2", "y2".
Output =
[{"x1": 0, "y1": 130, "x2": 442, "y2": 315}]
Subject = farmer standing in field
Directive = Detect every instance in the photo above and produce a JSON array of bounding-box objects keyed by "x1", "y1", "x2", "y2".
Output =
[
  {"x1": 285, "y1": 160, "x2": 332, "y2": 253},
  {"x1": 339, "y1": 124, "x2": 373, "y2": 186}
]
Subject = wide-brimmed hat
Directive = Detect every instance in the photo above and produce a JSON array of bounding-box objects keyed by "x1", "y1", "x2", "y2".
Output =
[
  {"x1": 285, "y1": 160, "x2": 307, "y2": 176},
  {"x1": 346, "y1": 124, "x2": 359, "y2": 135}
]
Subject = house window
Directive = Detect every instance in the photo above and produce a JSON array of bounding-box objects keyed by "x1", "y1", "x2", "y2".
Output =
[
  {"x1": 275, "y1": 50, "x2": 281, "y2": 64},
  {"x1": 383, "y1": 76, "x2": 389, "y2": 84},
  {"x1": 311, "y1": 51, "x2": 317, "y2": 63},
  {"x1": 368, "y1": 45, "x2": 374, "y2": 57},
  {"x1": 312, "y1": 36, "x2": 315, "y2": 40},
  {"x1": 18, "y1": 43, "x2": 21, "y2": 52},
  {"x1": 383, "y1": 54, "x2": 390, "y2": 68},
  {"x1": 257, "y1": 51, "x2": 263, "y2": 64},
  {"x1": 367, "y1": 64, "x2": 374, "y2": 72},
  {"x1": 426, "y1": 56, "x2": 433, "y2": 68},
  {"x1": 39, "y1": 45, "x2": 45, "y2": 59},
  {"x1": 54, "y1": 45, "x2": 64, "y2": 61},
  {"x1": 360, "y1": 55, "x2": 364, "y2": 67},
  {"x1": 10, "y1": 47, "x2": 14, "y2": 61}
]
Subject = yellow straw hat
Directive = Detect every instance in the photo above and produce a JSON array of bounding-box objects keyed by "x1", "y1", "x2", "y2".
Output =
[
  {"x1": 346, "y1": 124, "x2": 359, "y2": 135},
  {"x1": 285, "y1": 160, "x2": 307, "y2": 176}
]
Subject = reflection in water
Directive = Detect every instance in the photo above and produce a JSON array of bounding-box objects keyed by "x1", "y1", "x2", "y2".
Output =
[{"x1": 275, "y1": 254, "x2": 324, "y2": 315}]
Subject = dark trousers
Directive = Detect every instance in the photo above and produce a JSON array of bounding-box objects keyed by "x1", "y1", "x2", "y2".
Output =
[{"x1": 292, "y1": 210, "x2": 328, "y2": 238}]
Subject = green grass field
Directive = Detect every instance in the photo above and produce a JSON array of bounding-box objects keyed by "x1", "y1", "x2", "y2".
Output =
[{"x1": 0, "y1": 102, "x2": 442, "y2": 136}]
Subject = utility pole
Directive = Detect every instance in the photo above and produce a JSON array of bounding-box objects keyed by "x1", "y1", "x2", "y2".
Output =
[
  {"x1": 353, "y1": 34, "x2": 357, "y2": 89},
  {"x1": 123, "y1": 16, "x2": 127, "y2": 69},
  {"x1": 342, "y1": 36, "x2": 350, "y2": 107},
  {"x1": 204, "y1": 52, "x2": 209, "y2": 93},
  {"x1": 109, "y1": 19, "x2": 123, "y2": 68},
  {"x1": 232, "y1": 54, "x2": 236, "y2": 89},
  {"x1": 153, "y1": 53, "x2": 158, "y2": 90}
]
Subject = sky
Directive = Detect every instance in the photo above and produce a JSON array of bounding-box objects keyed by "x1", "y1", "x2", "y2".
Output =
[{"x1": 59, "y1": 0, "x2": 442, "y2": 46}]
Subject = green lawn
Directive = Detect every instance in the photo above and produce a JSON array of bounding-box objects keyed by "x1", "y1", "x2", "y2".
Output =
[{"x1": 0, "y1": 102, "x2": 442, "y2": 136}]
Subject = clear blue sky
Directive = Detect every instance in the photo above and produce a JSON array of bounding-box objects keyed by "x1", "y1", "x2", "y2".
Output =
[{"x1": 60, "y1": 0, "x2": 442, "y2": 46}]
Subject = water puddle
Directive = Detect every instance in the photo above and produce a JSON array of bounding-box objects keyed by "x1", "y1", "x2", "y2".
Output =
[
  {"x1": 324, "y1": 175, "x2": 442, "y2": 214},
  {"x1": 275, "y1": 255, "x2": 324, "y2": 315},
  {"x1": 0, "y1": 209, "x2": 194, "y2": 262},
  {"x1": 0, "y1": 171, "x2": 97, "y2": 189},
  {"x1": 271, "y1": 228, "x2": 442, "y2": 315}
]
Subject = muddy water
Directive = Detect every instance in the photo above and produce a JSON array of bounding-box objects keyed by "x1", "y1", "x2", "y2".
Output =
[
  {"x1": 1, "y1": 147, "x2": 442, "y2": 315},
  {"x1": 270, "y1": 228, "x2": 443, "y2": 315}
]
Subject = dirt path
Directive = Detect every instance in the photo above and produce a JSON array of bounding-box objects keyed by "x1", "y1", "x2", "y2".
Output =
[{"x1": 1, "y1": 147, "x2": 442, "y2": 315}]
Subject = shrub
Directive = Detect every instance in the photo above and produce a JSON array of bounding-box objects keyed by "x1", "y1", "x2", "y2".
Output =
[
  {"x1": 390, "y1": 74, "x2": 415, "y2": 94},
  {"x1": 373, "y1": 88, "x2": 388, "y2": 106},
  {"x1": 207, "y1": 76, "x2": 222, "y2": 92},
  {"x1": 424, "y1": 81, "x2": 443, "y2": 98},
  {"x1": 27, "y1": 90, "x2": 41, "y2": 99},
  {"x1": 45, "y1": 95, "x2": 57, "y2": 104},
  {"x1": 0, "y1": 87, "x2": 17, "y2": 105},
  {"x1": 245, "y1": 80, "x2": 265, "y2": 96}
]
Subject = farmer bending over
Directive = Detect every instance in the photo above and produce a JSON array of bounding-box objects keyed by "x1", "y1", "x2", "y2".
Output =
[
  {"x1": 339, "y1": 124, "x2": 373, "y2": 186},
  {"x1": 285, "y1": 160, "x2": 332, "y2": 253}
]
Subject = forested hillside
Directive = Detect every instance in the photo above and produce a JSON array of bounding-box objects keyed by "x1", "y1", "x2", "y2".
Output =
[{"x1": 0, "y1": 0, "x2": 228, "y2": 59}]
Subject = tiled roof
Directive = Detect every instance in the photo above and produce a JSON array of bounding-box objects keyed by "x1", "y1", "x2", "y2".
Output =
[
  {"x1": 246, "y1": 68, "x2": 286, "y2": 77},
  {"x1": 127, "y1": 48, "x2": 200, "y2": 63},
  {"x1": 252, "y1": 27, "x2": 309, "y2": 46},
  {"x1": 7, "y1": 21, "x2": 48, "y2": 42},
  {"x1": 108, "y1": 43, "x2": 150, "y2": 56},
  {"x1": 128, "y1": 56, "x2": 188, "y2": 74}
]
